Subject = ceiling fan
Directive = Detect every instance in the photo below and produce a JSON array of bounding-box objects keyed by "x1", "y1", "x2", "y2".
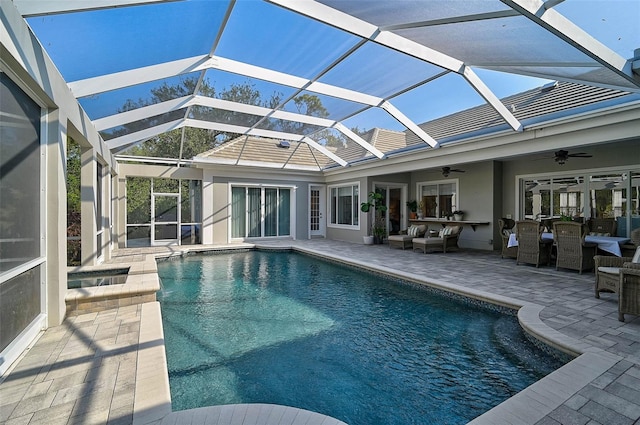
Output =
[
  {"x1": 442, "y1": 166, "x2": 465, "y2": 177},
  {"x1": 554, "y1": 149, "x2": 592, "y2": 165}
]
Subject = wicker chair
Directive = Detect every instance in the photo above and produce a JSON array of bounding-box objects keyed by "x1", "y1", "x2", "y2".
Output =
[
  {"x1": 587, "y1": 218, "x2": 617, "y2": 236},
  {"x1": 515, "y1": 221, "x2": 552, "y2": 267},
  {"x1": 553, "y1": 221, "x2": 597, "y2": 274},
  {"x1": 595, "y1": 246, "x2": 640, "y2": 299},
  {"x1": 412, "y1": 225, "x2": 462, "y2": 254},
  {"x1": 388, "y1": 224, "x2": 427, "y2": 250},
  {"x1": 498, "y1": 218, "x2": 517, "y2": 259},
  {"x1": 621, "y1": 227, "x2": 640, "y2": 257},
  {"x1": 619, "y1": 265, "x2": 640, "y2": 322}
]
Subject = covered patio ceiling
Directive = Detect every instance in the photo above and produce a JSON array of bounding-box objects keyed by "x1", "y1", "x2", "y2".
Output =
[{"x1": 16, "y1": 0, "x2": 640, "y2": 170}]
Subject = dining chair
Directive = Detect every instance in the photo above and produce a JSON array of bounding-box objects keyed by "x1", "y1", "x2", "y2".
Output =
[
  {"x1": 587, "y1": 218, "x2": 617, "y2": 236},
  {"x1": 515, "y1": 220, "x2": 552, "y2": 267},
  {"x1": 553, "y1": 221, "x2": 597, "y2": 274},
  {"x1": 498, "y1": 218, "x2": 517, "y2": 259}
]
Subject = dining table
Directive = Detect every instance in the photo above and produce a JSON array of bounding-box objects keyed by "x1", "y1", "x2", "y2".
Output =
[{"x1": 507, "y1": 232, "x2": 631, "y2": 257}]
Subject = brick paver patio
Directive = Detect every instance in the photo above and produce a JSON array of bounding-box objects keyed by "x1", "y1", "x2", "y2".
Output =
[{"x1": 1, "y1": 240, "x2": 638, "y2": 424}]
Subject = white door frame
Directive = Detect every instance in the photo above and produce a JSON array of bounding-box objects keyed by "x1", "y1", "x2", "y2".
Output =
[
  {"x1": 309, "y1": 184, "x2": 326, "y2": 238},
  {"x1": 373, "y1": 182, "x2": 408, "y2": 231},
  {"x1": 151, "y1": 193, "x2": 180, "y2": 246}
]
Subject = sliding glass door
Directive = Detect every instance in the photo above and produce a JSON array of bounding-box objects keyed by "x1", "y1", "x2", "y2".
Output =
[{"x1": 232, "y1": 186, "x2": 292, "y2": 239}]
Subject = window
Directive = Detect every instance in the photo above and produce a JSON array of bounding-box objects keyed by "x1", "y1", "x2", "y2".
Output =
[
  {"x1": 329, "y1": 183, "x2": 359, "y2": 227},
  {"x1": 231, "y1": 186, "x2": 292, "y2": 238},
  {"x1": 520, "y1": 169, "x2": 640, "y2": 237},
  {"x1": 417, "y1": 181, "x2": 457, "y2": 218},
  {"x1": 0, "y1": 72, "x2": 44, "y2": 357}
]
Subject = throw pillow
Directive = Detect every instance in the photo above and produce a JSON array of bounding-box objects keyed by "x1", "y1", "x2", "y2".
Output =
[{"x1": 407, "y1": 225, "x2": 417, "y2": 237}]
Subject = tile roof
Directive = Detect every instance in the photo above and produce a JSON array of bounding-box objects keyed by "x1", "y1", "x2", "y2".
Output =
[{"x1": 196, "y1": 81, "x2": 636, "y2": 170}]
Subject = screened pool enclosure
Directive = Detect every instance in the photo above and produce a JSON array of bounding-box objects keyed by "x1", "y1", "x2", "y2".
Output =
[{"x1": 1, "y1": 0, "x2": 639, "y2": 379}]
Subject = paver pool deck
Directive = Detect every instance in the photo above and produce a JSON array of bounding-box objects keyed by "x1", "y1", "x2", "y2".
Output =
[{"x1": 1, "y1": 239, "x2": 639, "y2": 424}]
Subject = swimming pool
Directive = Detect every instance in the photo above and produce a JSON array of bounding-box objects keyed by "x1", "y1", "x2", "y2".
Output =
[
  {"x1": 157, "y1": 250, "x2": 565, "y2": 425},
  {"x1": 67, "y1": 269, "x2": 128, "y2": 289}
]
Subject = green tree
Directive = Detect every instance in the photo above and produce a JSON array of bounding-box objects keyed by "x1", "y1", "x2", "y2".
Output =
[
  {"x1": 66, "y1": 138, "x2": 81, "y2": 212},
  {"x1": 113, "y1": 77, "x2": 351, "y2": 157},
  {"x1": 66, "y1": 137, "x2": 81, "y2": 265}
]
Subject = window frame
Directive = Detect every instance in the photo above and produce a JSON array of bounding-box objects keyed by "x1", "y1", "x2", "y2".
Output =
[
  {"x1": 327, "y1": 182, "x2": 360, "y2": 230},
  {"x1": 416, "y1": 179, "x2": 460, "y2": 219}
]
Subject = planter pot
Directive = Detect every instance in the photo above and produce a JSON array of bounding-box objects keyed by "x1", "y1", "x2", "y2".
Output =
[
  {"x1": 363, "y1": 235, "x2": 374, "y2": 245},
  {"x1": 409, "y1": 212, "x2": 417, "y2": 219},
  {"x1": 454, "y1": 214, "x2": 464, "y2": 221}
]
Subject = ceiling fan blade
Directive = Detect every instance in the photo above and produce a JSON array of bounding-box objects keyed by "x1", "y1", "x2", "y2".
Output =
[{"x1": 568, "y1": 153, "x2": 592, "y2": 158}]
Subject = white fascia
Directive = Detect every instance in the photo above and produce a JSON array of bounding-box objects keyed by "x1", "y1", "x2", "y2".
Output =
[
  {"x1": 13, "y1": 0, "x2": 174, "y2": 17},
  {"x1": 183, "y1": 118, "x2": 349, "y2": 167},
  {"x1": 106, "y1": 118, "x2": 184, "y2": 150},
  {"x1": 502, "y1": 0, "x2": 638, "y2": 88}
]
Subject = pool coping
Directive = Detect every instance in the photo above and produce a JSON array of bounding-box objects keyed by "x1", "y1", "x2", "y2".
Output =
[
  {"x1": 65, "y1": 259, "x2": 161, "y2": 315},
  {"x1": 129, "y1": 243, "x2": 621, "y2": 424}
]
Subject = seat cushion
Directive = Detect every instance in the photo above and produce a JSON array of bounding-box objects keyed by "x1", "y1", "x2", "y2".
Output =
[
  {"x1": 414, "y1": 237, "x2": 444, "y2": 245},
  {"x1": 598, "y1": 266, "x2": 620, "y2": 275},
  {"x1": 632, "y1": 246, "x2": 640, "y2": 263},
  {"x1": 389, "y1": 234, "x2": 412, "y2": 241}
]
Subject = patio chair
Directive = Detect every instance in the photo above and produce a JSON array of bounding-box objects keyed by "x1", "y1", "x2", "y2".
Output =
[
  {"x1": 621, "y1": 227, "x2": 640, "y2": 257},
  {"x1": 553, "y1": 222, "x2": 597, "y2": 274},
  {"x1": 412, "y1": 225, "x2": 462, "y2": 254},
  {"x1": 388, "y1": 224, "x2": 427, "y2": 250},
  {"x1": 595, "y1": 246, "x2": 640, "y2": 299},
  {"x1": 515, "y1": 220, "x2": 552, "y2": 267},
  {"x1": 619, "y1": 265, "x2": 640, "y2": 322},
  {"x1": 498, "y1": 218, "x2": 517, "y2": 259},
  {"x1": 587, "y1": 218, "x2": 617, "y2": 236}
]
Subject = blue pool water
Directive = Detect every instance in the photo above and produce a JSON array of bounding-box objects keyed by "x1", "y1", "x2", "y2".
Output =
[{"x1": 157, "y1": 251, "x2": 565, "y2": 425}]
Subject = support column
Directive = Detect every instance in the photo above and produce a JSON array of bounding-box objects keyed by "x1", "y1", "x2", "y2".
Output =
[
  {"x1": 117, "y1": 176, "x2": 128, "y2": 249},
  {"x1": 81, "y1": 148, "x2": 98, "y2": 265},
  {"x1": 46, "y1": 110, "x2": 68, "y2": 326},
  {"x1": 201, "y1": 169, "x2": 215, "y2": 244}
]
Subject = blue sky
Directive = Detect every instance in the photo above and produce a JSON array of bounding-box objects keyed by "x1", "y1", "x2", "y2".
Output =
[{"x1": 27, "y1": 0, "x2": 639, "y2": 133}]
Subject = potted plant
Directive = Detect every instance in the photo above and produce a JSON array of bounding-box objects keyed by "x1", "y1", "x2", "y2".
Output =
[
  {"x1": 453, "y1": 210, "x2": 464, "y2": 221},
  {"x1": 361, "y1": 191, "x2": 388, "y2": 244},
  {"x1": 372, "y1": 218, "x2": 387, "y2": 244},
  {"x1": 406, "y1": 200, "x2": 418, "y2": 219}
]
